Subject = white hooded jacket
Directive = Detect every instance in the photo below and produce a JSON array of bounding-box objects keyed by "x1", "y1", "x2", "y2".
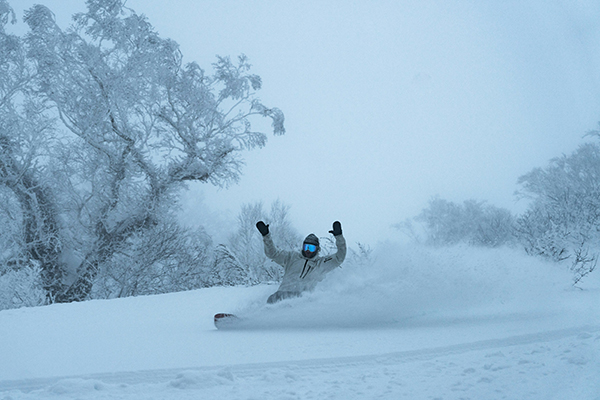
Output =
[{"x1": 263, "y1": 233, "x2": 347, "y2": 293}]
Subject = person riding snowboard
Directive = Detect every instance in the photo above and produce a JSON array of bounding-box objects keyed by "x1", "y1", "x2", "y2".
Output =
[{"x1": 256, "y1": 220, "x2": 346, "y2": 304}]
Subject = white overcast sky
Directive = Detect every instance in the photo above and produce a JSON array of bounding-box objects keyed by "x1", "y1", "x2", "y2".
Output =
[{"x1": 9, "y1": 0, "x2": 600, "y2": 244}]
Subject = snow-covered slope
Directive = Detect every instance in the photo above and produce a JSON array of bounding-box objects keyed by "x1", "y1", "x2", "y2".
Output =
[{"x1": 1, "y1": 244, "x2": 599, "y2": 399}]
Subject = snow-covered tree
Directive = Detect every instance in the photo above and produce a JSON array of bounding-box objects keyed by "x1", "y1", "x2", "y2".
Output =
[
  {"x1": 516, "y1": 141, "x2": 600, "y2": 284},
  {"x1": 18, "y1": 0, "x2": 284, "y2": 301},
  {"x1": 400, "y1": 197, "x2": 515, "y2": 247},
  {"x1": 0, "y1": 0, "x2": 67, "y2": 302}
]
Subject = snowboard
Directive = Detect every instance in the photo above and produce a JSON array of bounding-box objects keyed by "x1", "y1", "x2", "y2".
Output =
[{"x1": 214, "y1": 313, "x2": 240, "y2": 330}]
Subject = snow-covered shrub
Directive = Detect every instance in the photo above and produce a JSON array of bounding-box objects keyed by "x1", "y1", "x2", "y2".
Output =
[
  {"x1": 90, "y1": 224, "x2": 213, "y2": 298},
  {"x1": 347, "y1": 242, "x2": 373, "y2": 268},
  {"x1": 516, "y1": 141, "x2": 600, "y2": 285},
  {"x1": 0, "y1": 263, "x2": 46, "y2": 310},
  {"x1": 0, "y1": 187, "x2": 23, "y2": 265},
  {"x1": 221, "y1": 200, "x2": 301, "y2": 285},
  {"x1": 208, "y1": 244, "x2": 247, "y2": 287},
  {"x1": 400, "y1": 197, "x2": 516, "y2": 247}
]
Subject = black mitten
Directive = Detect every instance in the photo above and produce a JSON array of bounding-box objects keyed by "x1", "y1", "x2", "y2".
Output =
[
  {"x1": 256, "y1": 221, "x2": 269, "y2": 236},
  {"x1": 329, "y1": 221, "x2": 342, "y2": 236}
]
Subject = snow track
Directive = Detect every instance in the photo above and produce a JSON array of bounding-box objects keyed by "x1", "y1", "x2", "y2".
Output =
[{"x1": 2, "y1": 324, "x2": 599, "y2": 399}]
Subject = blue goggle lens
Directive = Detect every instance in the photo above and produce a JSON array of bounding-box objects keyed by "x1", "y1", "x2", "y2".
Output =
[{"x1": 303, "y1": 244, "x2": 317, "y2": 252}]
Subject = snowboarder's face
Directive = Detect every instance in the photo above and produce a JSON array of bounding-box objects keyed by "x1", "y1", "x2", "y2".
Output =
[{"x1": 302, "y1": 243, "x2": 318, "y2": 258}]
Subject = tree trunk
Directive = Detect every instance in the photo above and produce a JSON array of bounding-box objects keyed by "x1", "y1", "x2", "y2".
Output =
[{"x1": 0, "y1": 136, "x2": 67, "y2": 301}]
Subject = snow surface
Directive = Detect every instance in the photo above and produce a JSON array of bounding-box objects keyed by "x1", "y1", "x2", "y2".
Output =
[{"x1": 1, "y1": 244, "x2": 599, "y2": 399}]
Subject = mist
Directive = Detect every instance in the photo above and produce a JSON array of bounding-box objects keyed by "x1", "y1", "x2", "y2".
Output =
[
  {"x1": 9, "y1": 0, "x2": 600, "y2": 245},
  {"x1": 161, "y1": 0, "x2": 600, "y2": 245}
]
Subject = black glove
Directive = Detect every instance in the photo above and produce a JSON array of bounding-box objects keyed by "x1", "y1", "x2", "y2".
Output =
[
  {"x1": 329, "y1": 221, "x2": 342, "y2": 236},
  {"x1": 256, "y1": 221, "x2": 269, "y2": 236}
]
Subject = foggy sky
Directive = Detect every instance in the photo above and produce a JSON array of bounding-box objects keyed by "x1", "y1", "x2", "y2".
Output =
[{"x1": 10, "y1": 0, "x2": 600, "y2": 245}]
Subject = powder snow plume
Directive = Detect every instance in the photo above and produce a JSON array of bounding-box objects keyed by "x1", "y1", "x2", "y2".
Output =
[{"x1": 234, "y1": 243, "x2": 574, "y2": 329}]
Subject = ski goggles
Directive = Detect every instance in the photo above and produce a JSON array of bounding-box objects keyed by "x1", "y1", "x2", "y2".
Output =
[{"x1": 303, "y1": 243, "x2": 317, "y2": 252}]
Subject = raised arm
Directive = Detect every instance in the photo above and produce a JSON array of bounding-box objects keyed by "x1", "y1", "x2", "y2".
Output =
[
  {"x1": 320, "y1": 221, "x2": 346, "y2": 273},
  {"x1": 256, "y1": 221, "x2": 293, "y2": 267},
  {"x1": 329, "y1": 221, "x2": 347, "y2": 264}
]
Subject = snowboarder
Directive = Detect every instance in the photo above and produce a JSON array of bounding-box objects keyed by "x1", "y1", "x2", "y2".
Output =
[{"x1": 255, "y1": 220, "x2": 347, "y2": 304}]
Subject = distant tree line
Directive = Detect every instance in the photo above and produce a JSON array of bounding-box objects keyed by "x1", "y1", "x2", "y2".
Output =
[
  {"x1": 0, "y1": 0, "x2": 287, "y2": 310},
  {"x1": 399, "y1": 138, "x2": 600, "y2": 286}
]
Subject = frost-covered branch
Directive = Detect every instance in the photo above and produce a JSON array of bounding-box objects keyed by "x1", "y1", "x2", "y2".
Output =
[{"x1": 19, "y1": 0, "x2": 285, "y2": 301}]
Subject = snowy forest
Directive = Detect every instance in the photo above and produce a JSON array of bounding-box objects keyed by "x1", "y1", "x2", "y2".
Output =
[{"x1": 1, "y1": 0, "x2": 598, "y2": 312}]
